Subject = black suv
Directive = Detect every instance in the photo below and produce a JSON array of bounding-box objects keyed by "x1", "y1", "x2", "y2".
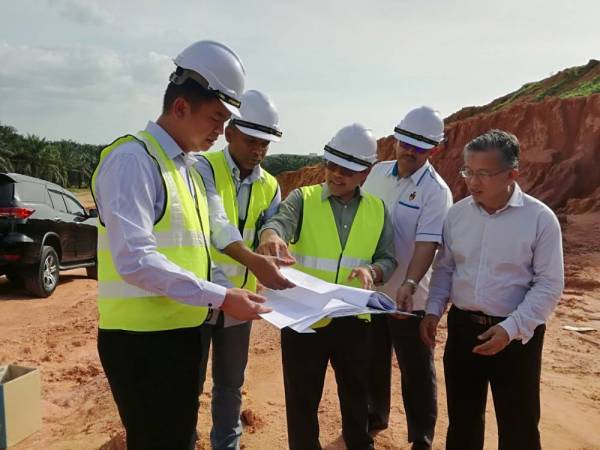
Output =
[{"x1": 0, "y1": 173, "x2": 98, "y2": 297}]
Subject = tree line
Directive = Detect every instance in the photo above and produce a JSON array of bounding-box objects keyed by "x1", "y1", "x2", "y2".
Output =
[{"x1": 0, "y1": 122, "x2": 321, "y2": 188}]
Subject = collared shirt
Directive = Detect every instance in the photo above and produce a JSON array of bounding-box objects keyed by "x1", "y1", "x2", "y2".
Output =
[
  {"x1": 93, "y1": 121, "x2": 243, "y2": 309},
  {"x1": 260, "y1": 183, "x2": 397, "y2": 282},
  {"x1": 194, "y1": 146, "x2": 281, "y2": 225},
  {"x1": 426, "y1": 183, "x2": 564, "y2": 343},
  {"x1": 363, "y1": 160, "x2": 453, "y2": 310}
]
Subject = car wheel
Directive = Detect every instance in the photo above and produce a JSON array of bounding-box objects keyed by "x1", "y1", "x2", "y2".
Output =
[
  {"x1": 4, "y1": 270, "x2": 24, "y2": 286},
  {"x1": 86, "y1": 260, "x2": 98, "y2": 280},
  {"x1": 24, "y1": 245, "x2": 60, "y2": 298}
]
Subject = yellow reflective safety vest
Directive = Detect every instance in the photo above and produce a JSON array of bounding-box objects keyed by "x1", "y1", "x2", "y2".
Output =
[
  {"x1": 289, "y1": 184, "x2": 385, "y2": 328},
  {"x1": 203, "y1": 149, "x2": 278, "y2": 292},
  {"x1": 91, "y1": 131, "x2": 212, "y2": 331}
]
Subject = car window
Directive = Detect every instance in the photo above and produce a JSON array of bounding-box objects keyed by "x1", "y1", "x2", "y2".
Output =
[
  {"x1": 48, "y1": 190, "x2": 68, "y2": 213},
  {"x1": 64, "y1": 195, "x2": 86, "y2": 216},
  {"x1": 14, "y1": 181, "x2": 46, "y2": 203},
  {"x1": 0, "y1": 180, "x2": 14, "y2": 205}
]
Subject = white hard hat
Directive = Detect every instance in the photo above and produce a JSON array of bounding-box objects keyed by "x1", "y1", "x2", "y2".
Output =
[
  {"x1": 324, "y1": 123, "x2": 377, "y2": 172},
  {"x1": 231, "y1": 90, "x2": 282, "y2": 142},
  {"x1": 394, "y1": 106, "x2": 445, "y2": 150},
  {"x1": 171, "y1": 40, "x2": 247, "y2": 117}
]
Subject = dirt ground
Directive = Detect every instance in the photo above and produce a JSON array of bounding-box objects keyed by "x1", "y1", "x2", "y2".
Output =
[{"x1": 1, "y1": 213, "x2": 600, "y2": 450}]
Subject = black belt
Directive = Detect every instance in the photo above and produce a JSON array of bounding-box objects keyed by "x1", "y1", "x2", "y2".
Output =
[{"x1": 451, "y1": 305, "x2": 506, "y2": 326}]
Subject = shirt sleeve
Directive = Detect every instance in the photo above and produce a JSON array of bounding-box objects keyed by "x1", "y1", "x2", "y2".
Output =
[
  {"x1": 425, "y1": 218, "x2": 455, "y2": 317},
  {"x1": 371, "y1": 203, "x2": 398, "y2": 283},
  {"x1": 264, "y1": 184, "x2": 282, "y2": 220},
  {"x1": 416, "y1": 187, "x2": 452, "y2": 244},
  {"x1": 193, "y1": 155, "x2": 243, "y2": 250},
  {"x1": 259, "y1": 188, "x2": 303, "y2": 243},
  {"x1": 94, "y1": 148, "x2": 226, "y2": 308},
  {"x1": 498, "y1": 209, "x2": 564, "y2": 343}
]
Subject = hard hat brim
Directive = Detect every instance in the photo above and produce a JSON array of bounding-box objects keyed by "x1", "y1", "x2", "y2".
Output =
[
  {"x1": 324, "y1": 151, "x2": 370, "y2": 172},
  {"x1": 394, "y1": 132, "x2": 436, "y2": 150},
  {"x1": 222, "y1": 99, "x2": 242, "y2": 118},
  {"x1": 235, "y1": 123, "x2": 282, "y2": 143}
]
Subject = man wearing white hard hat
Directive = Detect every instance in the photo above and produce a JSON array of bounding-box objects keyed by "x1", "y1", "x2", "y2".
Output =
[
  {"x1": 363, "y1": 106, "x2": 453, "y2": 450},
  {"x1": 257, "y1": 124, "x2": 397, "y2": 450},
  {"x1": 194, "y1": 89, "x2": 283, "y2": 450},
  {"x1": 92, "y1": 41, "x2": 293, "y2": 450}
]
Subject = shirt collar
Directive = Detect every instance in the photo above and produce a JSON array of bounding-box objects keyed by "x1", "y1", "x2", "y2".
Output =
[
  {"x1": 223, "y1": 146, "x2": 263, "y2": 183},
  {"x1": 145, "y1": 121, "x2": 185, "y2": 161},
  {"x1": 389, "y1": 160, "x2": 431, "y2": 186},
  {"x1": 320, "y1": 182, "x2": 365, "y2": 201}
]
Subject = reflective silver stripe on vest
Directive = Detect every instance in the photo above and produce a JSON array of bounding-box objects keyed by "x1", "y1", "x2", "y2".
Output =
[
  {"x1": 291, "y1": 253, "x2": 371, "y2": 272},
  {"x1": 98, "y1": 230, "x2": 208, "y2": 249},
  {"x1": 217, "y1": 263, "x2": 247, "y2": 278},
  {"x1": 99, "y1": 281, "x2": 163, "y2": 299}
]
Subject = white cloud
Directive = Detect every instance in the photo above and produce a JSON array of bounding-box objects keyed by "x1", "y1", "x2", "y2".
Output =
[{"x1": 48, "y1": 0, "x2": 113, "y2": 26}]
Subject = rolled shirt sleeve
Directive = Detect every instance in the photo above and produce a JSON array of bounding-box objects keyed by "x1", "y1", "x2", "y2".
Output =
[
  {"x1": 416, "y1": 187, "x2": 452, "y2": 244},
  {"x1": 94, "y1": 147, "x2": 226, "y2": 309}
]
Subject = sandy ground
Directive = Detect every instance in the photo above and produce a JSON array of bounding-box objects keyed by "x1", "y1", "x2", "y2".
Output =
[{"x1": 1, "y1": 213, "x2": 600, "y2": 450}]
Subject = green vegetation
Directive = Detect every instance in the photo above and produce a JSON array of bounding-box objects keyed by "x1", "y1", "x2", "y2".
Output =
[
  {"x1": 561, "y1": 75, "x2": 600, "y2": 98},
  {"x1": 0, "y1": 123, "x2": 102, "y2": 188},
  {"x1": 262, "y1": 153, "x2": 322, "y2": 176}
]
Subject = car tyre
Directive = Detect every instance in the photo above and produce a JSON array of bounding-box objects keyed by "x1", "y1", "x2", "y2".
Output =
[
  {"x1": 86, "y1": 259, "x2": 98, "y2": 280},
  {"x1": 24, "y1": 245, "x2": 60, "y2": 298}
]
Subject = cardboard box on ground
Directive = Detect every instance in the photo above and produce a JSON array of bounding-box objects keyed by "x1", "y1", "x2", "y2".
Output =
[{"x1": 0, "y1": 365, "x2": 42, "y2": 449}]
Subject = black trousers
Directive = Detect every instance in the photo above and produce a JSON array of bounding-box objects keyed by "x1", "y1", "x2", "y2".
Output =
[
  {"x1": 98, "y1": 326, "x2": 205, "y2": 450},
  {"x1": 367, "y1": 313, "x2": 437, "y2": 445},
  {"x1": 281, "y1": 317, "x2": 374, "y2": 450},
  {"x1": 444, "y1": 306, "x2": 545, "y2": 450}
]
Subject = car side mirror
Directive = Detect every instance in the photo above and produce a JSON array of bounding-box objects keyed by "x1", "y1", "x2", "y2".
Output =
[{"x1": 87, "y1": 208, "x2": 99, "y2": 218}]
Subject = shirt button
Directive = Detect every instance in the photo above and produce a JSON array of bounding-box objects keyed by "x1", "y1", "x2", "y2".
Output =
[
  {"x1": 344, "y1": 225, "x2": 348, "y2": 229},
  {"x1": 344, "y1": 205, "x2": 347, "y2": 209}
]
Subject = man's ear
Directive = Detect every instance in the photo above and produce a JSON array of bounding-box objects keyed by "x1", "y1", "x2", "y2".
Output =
[
  {"x1": 508, "y1": 167, "x2": 519, "y2": 181},
  {"x1": 172, "y1": 97, "x2": 190, "y2": 119},
  {"x1": 224, "y1": 124, "x2": 234, "y2": 144}
]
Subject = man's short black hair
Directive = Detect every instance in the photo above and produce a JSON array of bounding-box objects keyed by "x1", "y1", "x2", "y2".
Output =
[
  {"x1": 162, "y1": 68, "x2": 218, "y2": 113},
  {"x1": 464, "y1": 129, "x2": 520, "y2": 169}
]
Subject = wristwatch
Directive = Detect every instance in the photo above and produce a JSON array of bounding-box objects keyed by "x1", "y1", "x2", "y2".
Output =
[
  {"x1": 367, "y1": 265, "x2": 378, "y2": 282},
  {"x1": 403, "y1": 278, "x2": 418, "y2": 294}
]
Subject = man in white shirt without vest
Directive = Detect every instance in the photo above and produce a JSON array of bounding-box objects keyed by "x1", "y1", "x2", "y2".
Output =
[
  {"x1": 363, "y1": 106, "x2": 452, "y2": 450},
  {"x1": 420, "y1": 129, "x2": 564, "y2": 450}
]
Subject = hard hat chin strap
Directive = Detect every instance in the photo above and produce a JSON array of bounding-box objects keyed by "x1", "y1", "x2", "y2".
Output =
[{"x1": 169, "y1": 68, "x2": 241, "y2": 109}]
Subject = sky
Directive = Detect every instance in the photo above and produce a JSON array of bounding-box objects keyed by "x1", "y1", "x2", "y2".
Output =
[{"x1": 1, "y1": 0, "x2": 599, "y2": 155}]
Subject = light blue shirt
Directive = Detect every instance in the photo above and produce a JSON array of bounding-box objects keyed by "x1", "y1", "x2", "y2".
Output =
[{"x1": 93, "y1": 121, "x2": 242, "y2": 309}]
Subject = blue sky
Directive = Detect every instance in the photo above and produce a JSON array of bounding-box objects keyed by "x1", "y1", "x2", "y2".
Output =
[{"x1": 1, "y1": 0, "x2": 599, "y2": 154}]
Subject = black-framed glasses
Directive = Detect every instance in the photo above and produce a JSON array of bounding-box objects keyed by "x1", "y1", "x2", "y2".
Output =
[{"x1": 459, "y1": 167, "x2": 512, "y2": 179}]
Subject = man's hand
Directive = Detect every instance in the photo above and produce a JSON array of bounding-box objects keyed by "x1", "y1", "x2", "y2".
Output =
[
  {"x1": 248, "y1": 253, "x2": 295, "y2": 290},
  {"x1": 391, "y1": 283, "x2": 414, "y2": 320},
  {"x1": 472, "y1": 325, "x2": 510, "y2": 356},
  {"x1": 256, "y1": 229, "x2": 296, "y2": 262},
  {"x1": 220, "y1": 288, "x2": 272, "y2": 321},
  {"x1": 419, "y1": 313, "x2": 440, "y2": 348},
  {"x1": 347, "y1": 266, "x2": 374, "y2": 290}
]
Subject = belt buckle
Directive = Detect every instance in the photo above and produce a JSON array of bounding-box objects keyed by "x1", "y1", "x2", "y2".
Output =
[{"x1": 471, "y1": 314, "x2": 489, "y2": 326}]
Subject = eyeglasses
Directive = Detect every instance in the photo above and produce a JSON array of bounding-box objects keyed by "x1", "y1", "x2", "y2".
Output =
[
  {"x1": 325, "y1": 160, "x2": 359, "y2": 177},
  {"x1": 397, "y1": 141, "x2": 430, "y2": 154},
  {"x1": 459, "y1": 167, "x2": 512, "y2": 179}
]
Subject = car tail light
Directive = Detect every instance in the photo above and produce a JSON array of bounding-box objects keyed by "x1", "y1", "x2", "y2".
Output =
[
  {"x1": 0, "y1": 207, "x2": 35, "y2": 219},
  {"x1": 0, "y1": 254, "x2": 21, "y2": 261}
]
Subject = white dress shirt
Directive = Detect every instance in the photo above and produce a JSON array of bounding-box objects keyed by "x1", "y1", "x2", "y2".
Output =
[
  {"x1": 363, "y1": 160, "x2": 453, "y2": 310},
  {"x1": 93, "y1": 121, "x2": 243, "y2": 309},
  {"x1": 426, "y1": 183, "x2": 564, "y2": 343}
]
